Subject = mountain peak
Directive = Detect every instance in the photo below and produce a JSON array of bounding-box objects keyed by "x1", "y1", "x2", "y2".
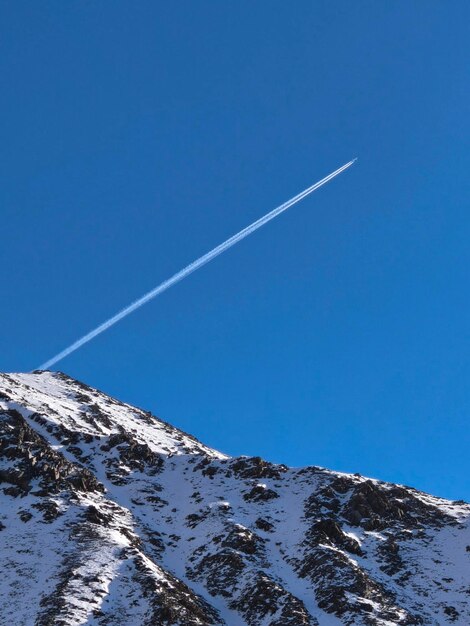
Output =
[
  {"x1": 1, "y1": 372, "x2": 469, "y2": 625},
  {"x1": 0, "y1": 370, "x2": 224, "y2": 459}
]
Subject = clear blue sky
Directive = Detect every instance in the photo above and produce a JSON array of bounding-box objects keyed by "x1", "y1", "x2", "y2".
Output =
[{"x1": 1, "y1": 2, "x2": 469, "y2": 500}]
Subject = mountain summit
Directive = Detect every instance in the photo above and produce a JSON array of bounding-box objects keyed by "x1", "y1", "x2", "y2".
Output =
[{"x1": 0, "y1": 371, "x2": 468, "y2": 625}]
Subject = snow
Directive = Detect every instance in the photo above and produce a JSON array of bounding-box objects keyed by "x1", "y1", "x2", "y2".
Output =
[{"x1": 1, "y1": 371, "x2": 469, "y2": 626}]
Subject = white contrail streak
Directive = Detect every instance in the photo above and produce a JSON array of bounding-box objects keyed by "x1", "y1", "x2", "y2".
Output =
[{"x1": 37, "y1": 159, "x2": 356, "y2": 370}]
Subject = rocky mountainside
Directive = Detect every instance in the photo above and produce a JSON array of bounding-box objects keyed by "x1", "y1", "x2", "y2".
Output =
[{"x1": 0, "y1": 371, "x2": 468, "y2": 626}]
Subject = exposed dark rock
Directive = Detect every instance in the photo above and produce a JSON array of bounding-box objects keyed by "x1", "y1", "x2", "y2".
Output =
[
  {"x1": 84, "y1": 505, "x2": 113, "y2": 526},
  {"x1": 0, "y1": 409, "x2": 104, "y2": 496},
  {"x1": 255, "y1": 517, "x2": 274, "y2": 532},
  {"x1": 221, "y1": 527, "x2": 264, "y2": 555},
  {"x1": 330, "y1": 475, "x2": 354, "y2": 494},
  {"x1": 186, "y1": 511, "x2": 207, "y2": 529},
  {"x1": 243, "y1": 485, "x2": 279, "y2": 502},
  {"x1": 19, "y1": 509, "x2": 33, "y2": 522},
  {"x1": 201, "y1": 464, "x2": 219, "y2": 478},
  {"x1": 189, "y1": 550, "x2": 246, "y2": 598},
  {"x1": 378, "y1": 535, "x2": 404, "y2": 575},
  {"x1": 444, "y1": 605, "x2": 460, "y2": 621},
  {"x1": 101, "y1": 432, "x2": 164, "y2": 474},
  {"x1": 230, "y1": 572, "x2": 317, "y2": 626},
  {"x1": 231, "y1": 456, "x2": 287, "y2": 480},
  {"x1": 31, "y1": 500, "x2": 63, "y2": 523},
  {"x1": 132, "y1": 551, "x2": 221, "y2": 625},
  {"x1": 342, "y1": 480, "x2": 455, "y2": 531},
  {"x1": 307, "y1": 518, "x2": 363, "y2": 556}
]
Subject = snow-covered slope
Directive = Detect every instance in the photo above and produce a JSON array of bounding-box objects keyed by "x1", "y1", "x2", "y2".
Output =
[{"x1": 0, "y1": 371, "x2": 468, "y2": 626}]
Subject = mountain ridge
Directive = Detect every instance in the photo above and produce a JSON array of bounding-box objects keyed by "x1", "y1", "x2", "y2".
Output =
[{"x1": 0, "y1": 371, "x2": 468, "y2": 625}]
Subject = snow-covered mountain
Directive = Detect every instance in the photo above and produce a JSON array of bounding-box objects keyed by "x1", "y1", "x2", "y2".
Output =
[{"x1": 0, "y1": 371, "x2": 468, "y2": 626}]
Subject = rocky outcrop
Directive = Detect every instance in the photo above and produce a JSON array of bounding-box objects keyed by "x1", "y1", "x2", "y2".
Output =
[{"x1": 0, "y1": 408, "x2": 104, "y2": 496}]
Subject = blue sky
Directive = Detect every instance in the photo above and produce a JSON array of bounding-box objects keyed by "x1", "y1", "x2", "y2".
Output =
[{"x1": 1, "y1": 2, "x2": 469, "y2": 500}]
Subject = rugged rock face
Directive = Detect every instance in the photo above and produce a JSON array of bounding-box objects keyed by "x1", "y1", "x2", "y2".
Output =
[{"x1": 0, "y1": 371, "x2": 469, "y2": 626}]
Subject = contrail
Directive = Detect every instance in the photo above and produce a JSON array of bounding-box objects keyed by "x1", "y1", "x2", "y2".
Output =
[{"x1": 37, "y1": 159, "x2": 356, "y2": 370}]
